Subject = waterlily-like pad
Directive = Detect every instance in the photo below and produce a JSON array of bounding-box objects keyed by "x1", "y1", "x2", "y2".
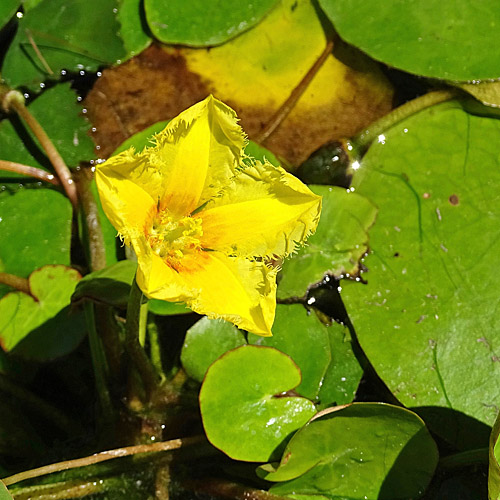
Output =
[
  {"x1": 248, "y1": 304, "x2": 331, "y2": 401},
  {"x1": 181, "y1": 317, "x2": 246, "y2": 382},
  {"x1": 260, "y1": 403, "x2": 438, "y2": 499},
  {"x1": 341, "y1": 100, "x2": 500, "y2": 439},
  {"x1": 117, "y1": 0, "x2": 152, "y2": 59},
  {"x1": 489, "y1": 412, "x2": 500, "y2": 500},
  {"x1": 1, "y1": 0, "x2": 125, "y2": 88},
  {"x1": 200, "y1": 345, "x2": 316, "y2": 462},
  {"x1": 0, "y1": 480, "x2": 13, "y2": 500},
  {"x1": 319, "y1": 0, "x2": 500, "y2": 80},
  {"x1": 0, "y1": 0, "x2": 18, "y2": 30},
  {"x1": 0, "y1": 265, "x2": 85, "y2": 360},
  {"x1": 0, "y1": 83, "x2": 94, "y2": 175},
  {"x1": 0, "y1": 188, "x2": 72, "y2": 297},
  {"x1": 458, "y1": 81, "x2": 500, "y2": 108},
  {"x1": 144, "y1": 0, "x2": 278, "y2": 47},
  {"x1": 278, "y1": 185, "x2": 377, "y2": 299}
]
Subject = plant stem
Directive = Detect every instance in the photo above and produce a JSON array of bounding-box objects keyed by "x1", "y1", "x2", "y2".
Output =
[
  {"x1": 183, "y1": 479, "x2": 291, "y2": 500},
  {"x1": 352, "y1": 88, "x2": 460, "y2": 152},
  {"x1": 1, "y1": 88, "x2": 78, "y2": 209},
  {"x1": 74, "y1": 168, "x2": 107, "y2": 271},
  {"x1": 126, "y1": 277, "x2": 159, "y2": 398},
  {"x1": 0, "y1": 272, "x2": 31, "y2": 295},
  {"x1": 0, "y1": 373, "x2": 78, "y2": 436},
  {"x1": 0, "y1": 160, "x2": 60, "y2": 185},
  {"x1": 255, "y1": 38, "x2": 334, "y2": 144},
  {"x1": 84, "y1": 303, "x2": 114, "y2": 425},
  {"x1": 148, "y1": 317, "x2": 166, "y2": 381},
  {"x1": 2, "y1": 436, "x2": 205, "y2": 486},
  {"x1": 9, "y1": 478, "x2": 107, "y2": 500}
]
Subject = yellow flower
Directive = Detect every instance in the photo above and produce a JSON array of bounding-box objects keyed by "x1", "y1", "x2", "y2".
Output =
[{"x1": 96, "y1": 96, "x2": 321, "y2": 336}]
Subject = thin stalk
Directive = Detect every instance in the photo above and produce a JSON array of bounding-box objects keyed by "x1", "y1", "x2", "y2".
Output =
[
  {"x1": 1, "y1": 88, "x2": 78, "y2": 209},
  {"x1": 84, "y1": 303, "x2": 114, "y2": 425},
  {"x1": 0, "y1": 373, "x2": 78, "y2": 436},
  {"x1": 0, "y1": 160, "x2": 60, "y2": 185},
  {"x1": 10, "y1": 478, "x2": 106, "y2": 500},
  {"x1": 255, "y1": 39, "x2": 334, "y2": 144},
  {"x1": 148, "y1": 317, "x2": 166, "y2": 381},
  {"x1": 3, "y1": 436, "x2": 205, "y2": 486},
  {"x1": 0, "y1": 272, "x2": 31, "y2": 295},
  {"x1": 352, "y1": 89, "x2": 460, "y2": 152},
  {"x1": 183, "y1": 479, "x2": 292, "y2": 500},
  {"x1": 74, "y1": 169, "x2": 107, "y2": 271},
  {"x1": 126, "y1": 277, "x2": 159, "y2": 397}
]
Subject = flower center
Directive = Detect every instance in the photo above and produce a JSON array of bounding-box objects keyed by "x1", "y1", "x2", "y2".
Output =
[{"x1": 146, "y1": 210, "x2": 203, "y2": 269}]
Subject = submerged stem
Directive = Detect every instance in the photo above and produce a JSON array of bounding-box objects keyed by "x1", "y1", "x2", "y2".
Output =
[
  {"x1": 352, "y1": 89, "x2": 460, "y2": 152},
  {"x1": 0, "y1": 160, "x2": 60, "y2": 185},
  {"x1": 1, "y1": 88, "x2": 78, "y2": 209},
  {"x1": 0, "y1": 272, "x2": 31, "y2": 295},
  {"x1": 126, "y1": 277, "x2": 159, "y2": 398}
]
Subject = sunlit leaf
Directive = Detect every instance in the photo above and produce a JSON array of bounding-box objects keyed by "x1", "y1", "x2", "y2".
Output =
[
  {"x1": 117, "y1": 0, "x2": 152, "y2": 59},
  {"x1": 0, "y1": 0, "x2": 18, "y2": 30},
  {"x1": 458, "y1": 80, "x2": 500, "y2": 108},
  {"x1": 319, "y1": 0, "x2": 500, "y2": 80},
  {"x1": 1, "y1": 0, "x2": 125, "y2": 88},
  {"x1": 0, "y1": 83, "x2": 94, "y2": 174},
  {"x1": 0, "y1": 188, "x2": 72, "y2": 297},
  {"x1": 260, "y1": 403, "x2": 438, "y2": 500},
  {"x1": 0, "y1": 265, "x2": 85, "y2": 360},
  {"x1": 278, "y1": 185, "x2": 377, "y2": 299},
  {"x1": 200, "y1": 345, "x2": 316, "y2": 462},
  {"x1": 144, "y1": 0, "x2": 279, "y2": 47},
  {"x1": 181, "y1": 317, "x2": 246, "y2": 382},
  {"x1": 341, "y1": 100, "x2": 500, "y2": 447},
  {"x1": 0, "y1": 480, "x2": 13, "y2": 500}
]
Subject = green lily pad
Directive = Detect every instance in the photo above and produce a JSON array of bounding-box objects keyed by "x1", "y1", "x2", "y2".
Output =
[
  {"x1": 117, "y1": 0, "x2": 152, "y2": 59},
  {"x1": 1, "y1": 0, "x2": 125, "y2": 89},
  {"x1": 0, "y1": 188, "x2": 72, "y2": 297},
  {"x1": 181, "y1": 317, "x2": 246, "y2": 382},
  {"x1": 489, "y1": 412, "x2": 500, "y2": 500},
  {"x1": 72, "y1": 260, "x2": 136, "y2": 308},
  {"x1": 0, "y1": 83, "x2": 95, "y2": 175},
  {"x1": 200, "y1": 345, "x2": 316, "y2": 462},
  {"x1": 248, "y1": 304, "x2": 331, "y2": 401},
  {"x1": 341, "y1": 101, "x2": 500, "y2": 439},
  {"x1": 0, "y1": 481, "x2": 13, "y2": 500},
  {"x1": 458, "y1": 80, "x2": 500, "y2": 108},
  {"x1": 0, "y1": 265, "x2": 85, "y2": 360},
  {"x1": 261, "y1": 403, "x2": 438, "y2": 499},
  {"x1": 144, "y1": 0, "x2": 279, "y2": 47},
  {"x1": 0, "y1": 0, "x2": 18, "y2": 30},
  {"x1": 278, "y1": 185, "x2": 377, "y2": 299},
  {"x1": 319, "y1": 0, "x2": 500, "y2": 80}
]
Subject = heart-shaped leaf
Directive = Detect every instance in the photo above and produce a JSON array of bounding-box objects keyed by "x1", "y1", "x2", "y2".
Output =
[
  {"x1": 319, "y1": 0, "x2": 500, "y2": 80},
  {"x1": 200, "y1": 345, "x2": 316, "y2": 462},
  {"x1": 0, "y1": 265, "x2": 85, "y2": 360},
  {"x1": 261, "y1": 403, "x2": 438, "y2": 500},
  {"x1": 181, "y1": 317, "x2": 246, "y2": 383},
  {"x1": 278, "y1": 185, "x2": 377, "y2": 299},
  {"x1": 341, "y1": 100, "x2": 500, "y2": 447}
]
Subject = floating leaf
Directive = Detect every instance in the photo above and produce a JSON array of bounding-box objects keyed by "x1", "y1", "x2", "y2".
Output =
[
  {"x1": 1, "y1": 0, "x2": 125, "y2": 89},
  {"x1": 0, "y1": 188, "x2": 72, "y2": 297},
  {"x1": 489, "y1": 411, "x2": 500, "y2": 500},
  {"x1": 117, "y1": 0, "x2": 152, "y2": 59},
  {"x1": 261, "y1": 403, "x2": 438, "y2": 500},
  {"x1": 278, "y1": 186, "x2": 377, "y2": 299},
  {"x1": 85, "y1": 0, "x2": 393, "y2": 166},
  {"x1": 144, "y1": 0, "x2": 279, "y2": 47},
  {"x1": 0, "y1": 0, "x2": 18, "y2": 30},
  {"x1": 248, "y1": 304, "x2": 331, "y2": 401},
  {"x1": 200, "y1": 345, "x2": 316, "y2": 462},
  {"x1": 0, "y1": 83, "x2": 95, "y2": 175},
  {"x1": 0, "y1": 481, "x2": 13, "y2": 500},
  {"x1": 181, "y1": 317, "x2": 246, "y2": 382},
  {"x1": 72, "y1": 260, "x2": 136, "y2": 308},
  {"x1": 458, "y1": 80, "x2": 500, "y2": 108},
  {"x1": 341, "y1": 101, "x2": 500, "y2": 444},
  {"x1": 319, "y1": 0, "x2": 500, "y2": 81},
  {"x1": 0, "y1": 265, "x2": 85, "y2": 360}
]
